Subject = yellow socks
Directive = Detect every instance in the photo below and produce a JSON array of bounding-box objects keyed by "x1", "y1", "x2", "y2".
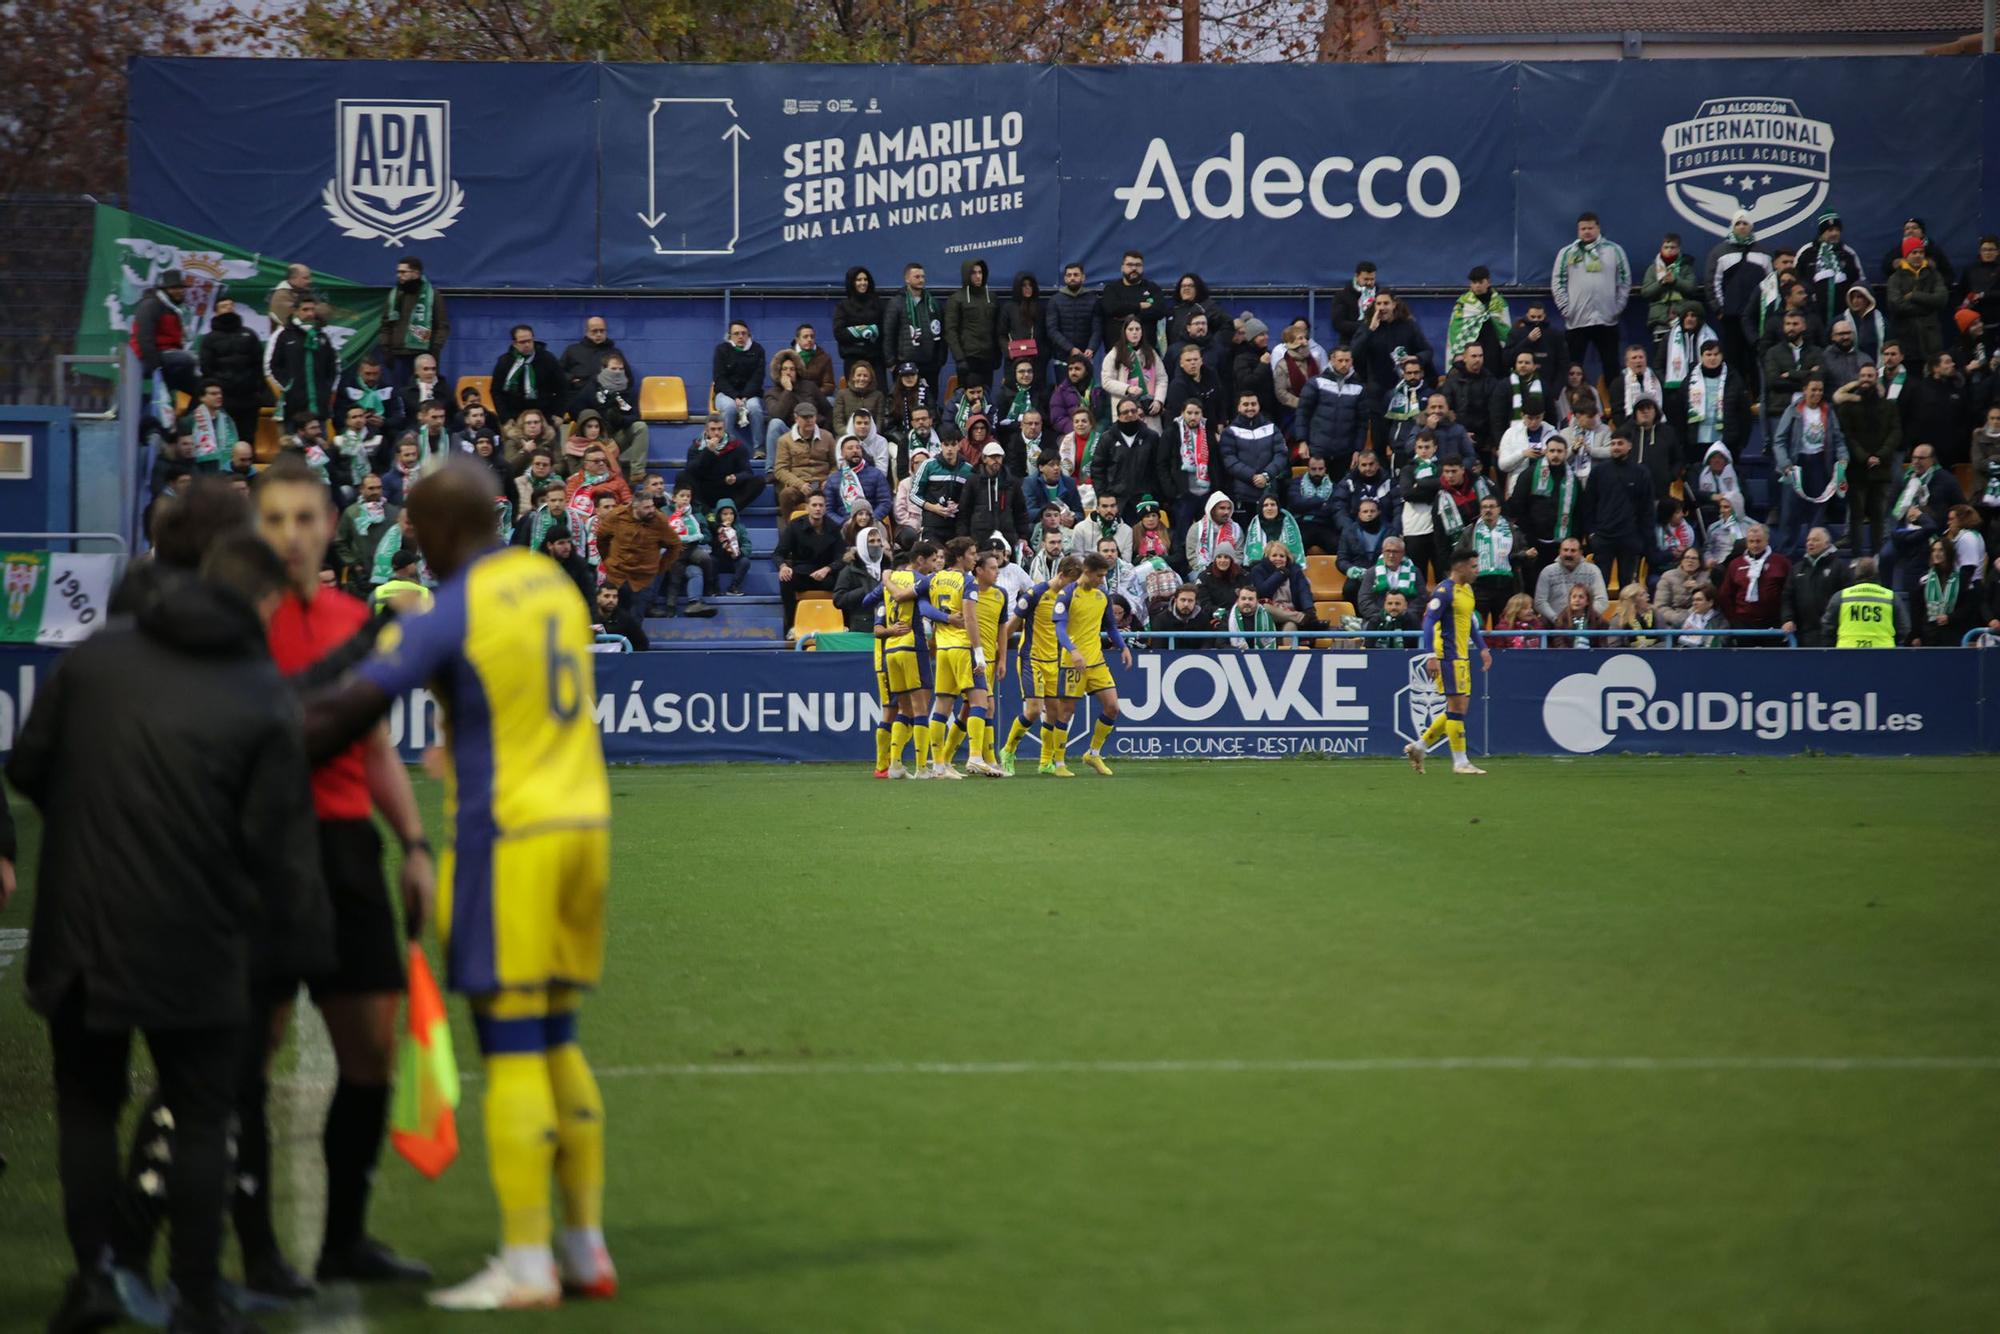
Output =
[
  {"x1": 967, "y1": 714, "x2": 988, "y2": 761},
  {"x1": 481, "y1": 1051, "x2": 558, "y2": 1248},
  {"x1": 942, "y1": 722, "x2": 964, "y2": 763},
  {"x1": 874, "y1": 724, "x2": 892, "y2": 771},
  {"x1": 927, "y1": 715, "x2": 946, "y2": 763},
  {"x1": 1090, "y1": 718, "x2": 1114, "y2": 753},
  {"x1": 546, "y1": 1044, "x2": 604, "y2": 1231},
  {"x1": 1004, "y1": 718, "x2": 1030, "y2": 756},
  {"x1": 890, "y1": 718, "x2": 910, "y2": 764},
  {"x1": 1420, "y1": 712, "x2": 1449, "y2": 747},
  {"x1": 1446, "y1": 716, "x2": 1467, "y2": 762}
]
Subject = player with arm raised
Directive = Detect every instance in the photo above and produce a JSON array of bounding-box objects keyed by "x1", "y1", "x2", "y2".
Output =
[
  {"x1": 300, "y1": 462, "x2": 616, "y2": 1311},
  {"x1": 1407, "y1": 544, "x2": 1493, "y2": 776},
  {"x1": 1053, "y1": 553, "x2": 1134, "y2": 777}
]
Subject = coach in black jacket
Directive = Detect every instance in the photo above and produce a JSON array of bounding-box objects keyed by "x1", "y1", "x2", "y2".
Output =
[{"x1": 11, "y1": 540, "x2": 325, "y2": 1332}]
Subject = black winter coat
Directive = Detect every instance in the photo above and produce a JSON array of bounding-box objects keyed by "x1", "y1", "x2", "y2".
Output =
[
  {"x1": 834, "y1": 267, "x2": 889, "y2": 375},
  {"x1": 1099, "y1": 276, "x2": 1167, "y2": 350},
  {"x1": 1091, "y1": 424, "x2": 1172, "y2": 513},
  {"x1": 1584, "y1": 455, "x2": 1655, "y2": 544},
  {"x1": 490, "y1": 343, "x2": 567, "y2": 422},
  {"x1": 267, "y1": 322, "x2": 340, "y2": 419},
  {"x1": 1043, "y1": 286, "x2": 1100, "y2": 362},
  {"x1": 1296, "y1": 370, "x2": 1368, "y2": 463},
  {"x1": 10, "y1": 573, "x2": 327, "y2": 1030},
  {"x1": 199, "y1": 314, "x2": 266, "y2": 403},
  {"x1": 712, "y1": 339, "x2": 767, "y2": 401}
]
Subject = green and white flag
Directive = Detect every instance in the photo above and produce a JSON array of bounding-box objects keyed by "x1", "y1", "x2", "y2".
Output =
[
  {"x1": 0, "y1": 552, "x2": 118, "y2": 645},
  {"x1": 75, "y1": 204, "x2": 385, "y2": 379}
]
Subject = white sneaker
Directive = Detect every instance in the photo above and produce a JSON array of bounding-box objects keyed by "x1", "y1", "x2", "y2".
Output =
[
  {"x1": 907, "y1": 764, "x2": 931, "y2": 780},
  {"x1": 1452, "y1": 761, "x2": 1488, "y2": 775},
  {"x1": 557, "y1": 1230, "x2": 618, "y2": 1301},
  {"x1": 1403, "y1": 741, "x2": 1427, "y2": 774},
  {"x1": 965, "y1": 757, "x2": 1000, "y2": 777},
  {"x1": 427, "y1": 1256, "x2": 561, "y2": 1312},
  {"x1": 886, "y1": 761, "x2": 908, "y2": 780},
  {"x1": 933, "y1": 762, "x2": 964, "y2": 780}
]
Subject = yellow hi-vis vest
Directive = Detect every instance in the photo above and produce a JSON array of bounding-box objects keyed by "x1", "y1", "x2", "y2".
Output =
[{"x1": 1834, "y1": 582, "x2": 1896, "y2": 647}]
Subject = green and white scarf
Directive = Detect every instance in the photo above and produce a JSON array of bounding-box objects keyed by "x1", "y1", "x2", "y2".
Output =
[
  {"x1": 1923, "y1": 567, "x2": 1960, "y2": 619},
  {"x1": 1385, "y1": 380, "x2": 1424, "y2": 422},
  {"x1": 1663, "y1": 322, "x2": 1714, "y2": 388},
  {"x1": 1687, "y1": 365, "x2": 1728, "y2": 430},
  {"x1": 389, "y1": 279, "x2": 437, "y2": 351},
  {"x1": 1982, "y1": 456, "x2": 2000, "y2": 506},
  {"x1": 1436, "y1": 478, "x2": 1485, "y2": 538},
  {"x1": 1509, "y1": 372, "x2": 1544, "y2": 418},
  {"x1": 1894, "y1": 466, "x2": 1938, "y2": 517},
  {"x1": 1473, "y1": 518, "x2": 1514, "y2": 575},
  {"x1": 529, "y1": 504, "x2": 560, "y2": 552},
  {"x1": 1528, "y1": 458, "x2": 1578, "y2": 540},
  {"x1": 1882, "y1": 365, "x2": 1907, "y2": 401},
  {"x1": 370, "y1": 522, "x2": 404, "y2": 586},
  {"x1": 1370, "y1": 560, "x2": 1420, "y2": 598},
  {"x1": 351, "y1": 498, "x2": 388, "y2": 536},
  {"x1": 502, "y1": 349, "x2": 538, "y2": 401},
  {"x1": 332, "y1": 430, "x2": 371, "y2": 486},
  {"x1": 300, "y1": 323, "x2": 324, "y2": 412},
  {"x1": 1243, "y1": 511, "x2": 1302, "y2": 562},
  {"x1": 1225, "y1": 602, "x2": 1278, "y2": 650},
  {"x1": 189, "y1": 404, "x2": 236, "y2": 465},
  {"x1": 1446, "y1": 290, "x2": 1510, "y2": 363}
]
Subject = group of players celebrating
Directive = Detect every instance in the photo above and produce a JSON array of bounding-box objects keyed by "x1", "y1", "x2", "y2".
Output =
[{"x1": 869, "y1": 537, "x2": 1132, "y2": 779}]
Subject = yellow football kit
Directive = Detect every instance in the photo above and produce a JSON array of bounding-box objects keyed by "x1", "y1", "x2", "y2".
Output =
[{"x1": 1053, "y1": 582, "x2": 1123, "y2": 697}]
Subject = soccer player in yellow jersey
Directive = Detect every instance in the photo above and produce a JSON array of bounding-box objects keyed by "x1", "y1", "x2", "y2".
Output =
[
  {"x1": 1006, "y1": 555, "x2": 1080, "y2": 776},
  {"x1": 958, "y1": 549, "x2": 1009, "y2": 776},
  {"x1": 302, "y1": 463, "x2": 615, "y2": 1310},
  {"x1": 917, "y1": 537, "x2": 978, "y2": 779},
  {"x1": 1408, "y1": 545, "x2": 1493, "y2": 776},
  {"x1": 878, "y1": 541, "x2": 942, "y2": 778},
  {"x1": 1051, "y1": 553, "x2": 1133, "y2": 776}
]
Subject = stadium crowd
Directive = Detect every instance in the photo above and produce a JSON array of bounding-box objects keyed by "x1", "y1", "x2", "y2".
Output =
[{"x1": 131, "y1": 211, "x2": 2000, "y2": 647}]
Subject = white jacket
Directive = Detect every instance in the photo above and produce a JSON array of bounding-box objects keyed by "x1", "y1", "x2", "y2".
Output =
[{"x1": 1498, "y1": 419, "x2": 1561, "y2": 496}]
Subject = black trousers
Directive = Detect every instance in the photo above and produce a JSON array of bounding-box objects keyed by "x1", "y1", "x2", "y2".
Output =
[
  {"x1": 1565, "y1": 325, "x2": 1622, "y2": 389},
  {"x1": 49, "y1": 988, "x2": 240, "y2": 1315},
  {"x1": 1592, "y1": 536, "x2": 1647, "y2": 592}
]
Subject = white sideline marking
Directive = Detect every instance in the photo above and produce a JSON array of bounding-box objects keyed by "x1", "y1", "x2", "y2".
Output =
[
  {"x1": 276, "y1": 1000, "x2": 370, "y2": 1333},
  {"x1": 549, "y1": 1055, "x2": 2000, "y2": 1081}
]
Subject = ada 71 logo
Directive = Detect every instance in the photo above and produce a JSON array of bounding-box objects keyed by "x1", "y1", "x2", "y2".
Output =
[{"x1": 322, "y1": 100, "x2": 466, "y2": 247}]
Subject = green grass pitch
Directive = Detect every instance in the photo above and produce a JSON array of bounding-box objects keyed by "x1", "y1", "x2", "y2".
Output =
[{"x1": 1, "y1": 756, "x2": 1997, "y2": 1333}]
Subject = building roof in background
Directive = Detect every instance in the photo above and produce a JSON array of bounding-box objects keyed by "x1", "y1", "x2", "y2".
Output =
[{"x1": 1402, "y1": 0, "x2": 1980, "y2": 36}]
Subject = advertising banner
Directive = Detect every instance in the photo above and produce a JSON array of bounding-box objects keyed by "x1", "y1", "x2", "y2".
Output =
[
  {"x1": 128, "y1": 58, "x2": 1998, "y2": 292},
  {"x1": 597, "y1": 63, "x2": 1060, "y2": 288},
  {"x1": 0, "y1": 554, "x2": 117, "y2": 646},
  {"x1": 0, "y1": 647, "x2": 1984, "y2": 762}
]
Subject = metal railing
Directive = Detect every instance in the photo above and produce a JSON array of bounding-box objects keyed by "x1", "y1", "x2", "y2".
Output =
[{"x1": 1128, "y1": 626, "x2": 1801, "y2": 648}]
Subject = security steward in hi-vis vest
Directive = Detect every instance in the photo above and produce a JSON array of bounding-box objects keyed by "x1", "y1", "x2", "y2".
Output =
[{"x1": 1823, "y1": 567, "x2": 1907, "y2": 647}]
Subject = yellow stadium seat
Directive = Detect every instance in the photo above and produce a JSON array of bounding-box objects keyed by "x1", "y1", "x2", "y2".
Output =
[
  {"x1": 253, "y1": 413, "x2": 283, "y2": 463},
  {"x1": 455, "y1": 375, "x2": 495, "y2": 414},
  {"x1": 640, "y1": 375, "x2": 690, "y2": 423},
  {"x1": 795, "y1": 590, "x2": 833, "y2": 603},
  {"x1": 791, "y1": 599, "x2": 846, "y2": 640},
  {"x1": 1305, "y1": 555, "x2": 1345, "y2": 606},
  {"x1": 1323, "y1": 600, "x2": 1354, "y2": 623}
]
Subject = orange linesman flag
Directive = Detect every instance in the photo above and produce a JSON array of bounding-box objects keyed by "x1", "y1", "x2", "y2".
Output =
[{"x1": 390, "y1": 944, "x2": 461, "y2": 1179}]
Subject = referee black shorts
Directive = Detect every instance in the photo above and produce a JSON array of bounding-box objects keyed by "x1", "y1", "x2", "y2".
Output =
[{"x1": 306, "y1": 819, "x2": 406, "y2": 1000}]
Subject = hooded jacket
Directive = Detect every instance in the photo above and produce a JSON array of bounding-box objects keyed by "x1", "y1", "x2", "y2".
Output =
[
  {"x1": 11, "y1": 571, "x2": 327, "y2": 1029},
  {"x1": 267, "y1": 318, "x2": 341, "y2": 418},
  {"x1": 1350, "y1": 314, "x2": 1435, "y2": 395},
  {"x1": 1000, "y1": 272, "x2": 1045, "y2": 353},
  {"x1": 199, "y1": 312, "x2": 266, "y2": 403},
  {"x1": 834, "y1": 267, "x2": 888, "y2": 374},
  {"x1": 1583, "y1": 452, "x2": 1656, "y2": 544},
  {"x1": 962, "y1": 462, "x2": 1026, "y2": 544},
  {"x1": 1091, "y1": 420, "x2": 1170, "y2": 513},
  {"x1": 1704, "y1": 232, "x2": 1774, "y2": 319},
  {"x1": 1887, "y1": 257, "x2": 1948, "y2": 361},
  {"x1": 944, "y1": 259, "x2": 1001, "y2": 368}
]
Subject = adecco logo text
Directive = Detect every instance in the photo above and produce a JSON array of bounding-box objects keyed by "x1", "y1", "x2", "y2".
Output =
[
  {"x1": 1114, "y1": 135, "x2": 1460, "y2": 222},
  {"x1": 1542, "y1": 655, "x2": 1921, "y2": 754}
]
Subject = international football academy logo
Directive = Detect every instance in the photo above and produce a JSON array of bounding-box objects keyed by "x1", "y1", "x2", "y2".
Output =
[
  {"x1": 321, "y1": 100, "x2": 466, "y2": 246},
  {"x1": 1660, "y1": 97, "x2": 1834, "y2": 241}
]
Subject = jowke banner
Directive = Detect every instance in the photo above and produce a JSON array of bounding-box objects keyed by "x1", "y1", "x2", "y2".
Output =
[
  {"x1": 0, "y1": 553, "x2": 117, "y2": 646},
  {"x1": 75, "y1": 205, "x2": 386, "y2": 380}
]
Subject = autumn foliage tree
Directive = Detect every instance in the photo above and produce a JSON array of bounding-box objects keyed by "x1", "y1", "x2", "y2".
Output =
[{"x1": 289, "y1": 0, "x2": 1170, "y2": 64}]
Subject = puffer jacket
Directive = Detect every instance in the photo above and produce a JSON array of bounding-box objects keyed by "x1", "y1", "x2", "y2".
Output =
[
  {"x1": 1296, "y1": 368, "x2": 1367, "y2": 463},
  {"x1": 944, "y1": 258, "x2": 1001, "y2": 368},
  {"x1": 1043, "y1": 283, "x2": 1100, "y2": 363},
  {"x1": 199, "y1": 313, "x2": 266, "y2": 402}
]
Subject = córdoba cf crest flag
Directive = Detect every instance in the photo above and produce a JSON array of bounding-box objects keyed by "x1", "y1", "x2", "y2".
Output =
[
  {"x1": 0, "y1": 552, "x2": 116, "y2": 645},
  {"x1": 391, "y1": 945, "x2": 460, "y2": 1179}
]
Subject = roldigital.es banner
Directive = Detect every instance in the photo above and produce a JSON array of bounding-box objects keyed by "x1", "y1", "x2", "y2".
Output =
[
  {"x1": 128, "y1": 58, "x2": 1996, "y2": 290},
  {"x1": 1, "y1": 647, "x2": 1986, "y2": 763}
]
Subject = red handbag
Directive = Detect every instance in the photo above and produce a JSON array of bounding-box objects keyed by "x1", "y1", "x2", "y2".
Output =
[{"x1": 1007, "y1": 337, "x2": 1039, "y2": 362}]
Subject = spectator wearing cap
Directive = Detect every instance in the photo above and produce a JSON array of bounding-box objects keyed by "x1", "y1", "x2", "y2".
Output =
[
  {"x1": 1952, "y1": 308, "x2": 1988, "y2": 383},
  {"x1": 1887, "y1": 238, "x2": 1948, "y2": 363},
  {"x1": 1023, "y1": 452, "x2": 1081, "y2": 533},
  {"x1": 1230, "y1": 314, "x2": 1281, "y2": 423},
  {"x1": 884, "y1": 360, "x2": 934, "y2": 439},
  {"x1": 540, "y1": 525, "x2": 595, "y2": 607},
  {"x1": 131, "y1": 268, "x2": 201, "y2": 401},
  {"x1": 1623, "y1": 396, "x2": 1682, "y2": 498},
  {"x1": 684, "y1": 413, "x2": 765, "y2": 516},
  {"x1": 1821, "y1": 317, "x2": 1872, "y2": 389},
  {"x1": 1446, "y1": 266, "x2": 1511, "y2": 369},
  {"x1": 774, "y1": 402, "x2": 835, "y2": 515},
  {"x1": 1880, "y1": 217, "x2": 1954, "y2": 288},
  {"x1": 963, "y1": 440, "x2": 1025, "y2": 548},
  {"x1": 823, "y1": 434, "x2": 892, "y2": 524},
  {"x1": 1131, "y1": 495, "x2": 1174, "y2": 565}
]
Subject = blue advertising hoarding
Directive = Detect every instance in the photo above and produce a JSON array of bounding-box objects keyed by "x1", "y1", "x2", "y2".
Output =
[
  {"x1": 0, "y1": 647, "x2": 1987, "y2": 764},
  {"x1": 127, "y1": 57, "x2": 1997, "y2": 291}
]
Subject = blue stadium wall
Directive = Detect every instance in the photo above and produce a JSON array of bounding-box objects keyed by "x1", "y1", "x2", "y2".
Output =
[{"x1": 0, "y1": 647, "x2": 1992, "y2": 761}]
